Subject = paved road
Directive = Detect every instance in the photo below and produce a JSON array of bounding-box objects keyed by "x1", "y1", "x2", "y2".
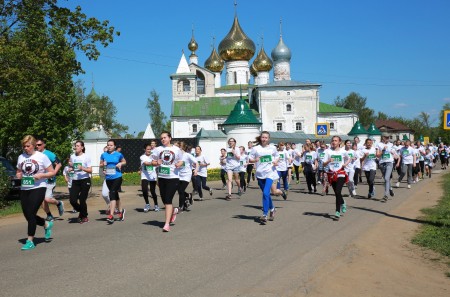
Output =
[{"x1": 0, "y1": 171, "x2": 443, "y2": 297}]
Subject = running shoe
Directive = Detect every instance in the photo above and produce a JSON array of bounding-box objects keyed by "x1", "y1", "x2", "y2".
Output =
[
  {"x1": 296, "y1": 180, "x2": 299, "y2": 184},
  {"x1": 57, "y1": 201, "x2": 65, "y2": 216},
  {"x1": 154, "y1": 205, "x2": 160, "y2": 212},
  {"x1": 317, "y1": 181, "x2": 321, "y2": 185},
  {"x1": 352, "y1": 190, "x2": 357, "y2": 197},
  {"x1": 21, "y1": 240, "x2": 35, "y2": 251},
  {"x1": 106, "y1": 215, "x2": 114, "y2": 224},
  {"x1": 269, "y1": 208, "x2": 276, "y2": 221},
  {"x1": 225, "y1": 195, "x2": 232, "y2": 201},
  {"x1": 80, "y1": 217, "x2": 89, "y2": 224},
  {"x1": 114, "y1": 208, "x2": 120, "y2": 215},
  {"x1": 314, "y1": 187, "x2": 317, "y2": 193},
  {"x1": 341, "y1": 204, "x2": 347, "y2": 214},
  {"x1": 189, "y1": 193, "x2": 193, "y2": 205},
  {"x1": 381, "y1": 195, "x2": 388, "y2": 203},
  {"x1": 259, "y1": 215, "x2": 268, "y2": 224},
  {"x1": 389, "y1": 189, "x2": 395, "y2": 197},
  {"x1": 395, "y1": 182, "x2": 400, "y2": 188},
  {"x1": 334, "y1": 211, "x2": 341, "y2": 220},
  {"x1": 143, "y1": 204, "x2": 151, "y2": 213},
  {"x1": 163, "y1": 224, "x2": 170, "y2": 232},
  {"x1": 221, "y1": 184, "x2": 226, "y2": 190},
  {"x1": 281, "y1": 190, "x2": 287, "y2": 200},
  {"x1": 46, "y1": 214, "x2": 54, "y2": 222},
  {"x1": 238, "y1": 189, "x2": 242, "y2": 196},
  {"x1": 71, "y1": 209, "x2": 78, "y2": 213},
  {"x1": 209, "y1": 188, "x2": 213, "y2": 196},
  {"x1": 170, "y1": 207, "x2": 178, "y2": 224},
  {"x1": 44, "y1": 221, "x2": 54, "y2": 240},
  {"x1": 407, "y1": 184, "x2": 411, "y2": 189},
  {"x1": 118, "y1": 209, "x2": 126, "y2": 221}
]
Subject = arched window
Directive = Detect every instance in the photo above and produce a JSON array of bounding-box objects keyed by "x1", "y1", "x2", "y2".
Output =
[
  {"x1": 196, "y1": 71, "x2": 205, "y2": 94},
  {"x1": 183, "y1": 80, "x2": 190, "y2": 92},
  {"x1": 286, "y1": 104, "x2": 292, "y2": 112},
  {"x1": 192, "y1": 124, "x2": 198, "y2": 133},
  {"x1": 276, "y1": 123, "x2": 283, "y2": 131},
  {"x1": 329, "y1": 122, "x2": 335, "y2": 130},
  {"x1": 295, "y1": 122, "x2": 302, "y2": 131}
]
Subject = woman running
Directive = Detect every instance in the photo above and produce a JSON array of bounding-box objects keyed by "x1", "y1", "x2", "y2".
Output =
[
  {"x1": 276, "y1": 142, "x2": 290, "y2": 194},
  {"x1": 151, "y1": 131, "x2": 183, "y2": 232},
  {"x1": 195, "y1": 146, "x2": 212, "y2": 200},
  {"x1": 424, "y1": 148, "x2": 434, "y2": 178},
  {"x1": 396, "y1": 140, "x2": 416, "y2": 189},
  {"x1": 100, "y1": 139, "x2": 126, "y2": 224},
  {"x1": 285, "y1": 142, "x2": 294, "y2": 185},
  {"x1": 225, "y1": 138, "x2": 241, "y2": 200},
  {"x1": 291, "y1": 143, "x2": 302, "y2": 184},
  {"x1": 140, "y1": 142, "x2": 159, "y2": 213},
  {"x1": 246, "y1": 141, "x2": 255, "y2": 185},
  {"x1": 303, "y1": 143, "x2": 318, "y2": 194},
  {"x1": 248, "y1": 131, "x2": 286, "y2": 224},
  {"x1": 69, "y1": 140, "x2": 92, "y2": 223},
  {"x1": 178, "y1": 142, "x2": 197, "y2": 211},
  {"x1": 238, "y1": 146, "x2": 248, "y2": 193},
  {"x1": 317, "y1": 141, "x2": 329, "y2": 195},
  {"x1": 16, "y1": 135, "x2": 56, "y2": 250},
  {"x1": 219, "y1": 148, "x2": 227, "y2": 189},
  {"x1": 343, "y1": 140, "x2": 357, "y2": 197},
  {"x1": 360, "y1": 138, "x2": 377, "y2": 199}
]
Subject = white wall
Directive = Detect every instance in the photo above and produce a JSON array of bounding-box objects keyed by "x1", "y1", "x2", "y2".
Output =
[
  {"x1": 84, "y1": 140, "x2": 107, "y2": 175},
  {"x1": 197, "y1": 138, "x2": 228, "y2": 168},
  {"x1": 317, "y1": 113, "x2": 358, "y2": 135},
  {"x1": 172, "y1": 118, "x2": 227, "y2": 138}
]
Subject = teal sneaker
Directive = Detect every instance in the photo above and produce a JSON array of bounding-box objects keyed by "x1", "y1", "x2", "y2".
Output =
[
  {"x1": 341, "y1": 203, "x2": 347, "y2": 214},
  {"x1": 45, "y1": 221, "x2": 54, "y2": 240},
  {"x1": 334, "y1": 211, "x2": 341, "y2": 220},
  {"x1": 21, "y1": 240, "x2": 35, "y2": 250}
]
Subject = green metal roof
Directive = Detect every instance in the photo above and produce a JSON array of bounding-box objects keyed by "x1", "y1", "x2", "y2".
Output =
[
  {"x1": 215, "y1": 84, "x2": 254, "y2": 91},
  {"x1": 348, "y1": 121, "x2": 368, "y2": 136},
  {"x1": 172, "y1": 96, "x2": 259, "y2": 117},
  {"x1": 222, "y1": 99, "x2": 262, "y2": 126},
  {"x1": 195, "y1": 128, "x2": 227, "y2": 139},
  {"x1": 367, "y1": 123, "x2": 382, "y2": 135},
  {"x1": 319, "y1": 102, "x2": 354, "y2": 113}
]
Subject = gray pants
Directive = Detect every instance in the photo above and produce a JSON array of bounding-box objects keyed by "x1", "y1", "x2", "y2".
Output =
[
  {"x1": 398, "y1": 163, "x2": 413, "y2": 184},
  {"x1": 379, "y1": 162, "x2": 393, "y2": 196}
]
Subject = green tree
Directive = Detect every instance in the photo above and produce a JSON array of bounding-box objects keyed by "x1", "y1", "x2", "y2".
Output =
[
  {"x1": 0, "y1": 0, "x2": 119, "y2": 160},
  {"x1": 146, "y1": 89, "x2": 167, "y2": 137},
  {"x1": 376, "y1": 111, "x2": 389, "y2": 120},
  {"x1": 334, "y1": 92, "x2": 375, "y2": 127}
]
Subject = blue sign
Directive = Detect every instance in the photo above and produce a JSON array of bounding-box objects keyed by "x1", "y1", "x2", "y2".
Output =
[
  {"x1": 315, "y1": 123, "x2": 329, "y2": 136},
  {"x1": 447, "y1": 113, "x2": 450, "y2": 128},
  {"x1": 445, "y1": 110, "x2": 450, "y2": 130}
]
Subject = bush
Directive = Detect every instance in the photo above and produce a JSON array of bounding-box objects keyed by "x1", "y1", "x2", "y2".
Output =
[{"x1": 0, "y1": 164, "x2": 12, "y2": 207}]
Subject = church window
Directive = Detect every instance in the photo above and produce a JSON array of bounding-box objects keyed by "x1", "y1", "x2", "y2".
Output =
[
  {"x1": 192, "y1": 124, "x2": 198, "y2": 133},
  {"x1": 329, "y1": 122, "x2": 335, "y2": 130},
  {"x1": 295, "y1": 122, "x2": 302, "y2": 131},
  {"x1": 183, "y1": 80, "x2": 190, "y2": 92},
  {"x1": 196, "y1": 71, "x2": 205, "y2": 94},
  {"x1": 286, "y1": 104, "x2": 292, "y2": 112},
  {"x1": 276, "y1": 123, "x2": 283, "y2": 131}
]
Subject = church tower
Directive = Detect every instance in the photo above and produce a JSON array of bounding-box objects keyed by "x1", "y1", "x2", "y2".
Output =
[
  {"x1": 251, "y1": 42, "x2": 273, "y2": 85},
  {"x1": 188, "y1": 27, "x2": 199, "y2": 65},
  {"x1": 271, "y1": 19, "x2": 292, "y2": 81}
]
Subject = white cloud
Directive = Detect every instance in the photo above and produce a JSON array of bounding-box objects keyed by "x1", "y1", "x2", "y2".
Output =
[
  {"x1": 443, "y1": 98, "x2": 450, "y2": 102},
  {"x1": 393, "y1": 103, "x2": 408, "y2": 108}
]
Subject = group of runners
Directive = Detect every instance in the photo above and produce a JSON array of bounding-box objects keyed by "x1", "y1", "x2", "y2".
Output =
[{"x1": 15, "y1": 132, "x2": 449, "y2": 250}]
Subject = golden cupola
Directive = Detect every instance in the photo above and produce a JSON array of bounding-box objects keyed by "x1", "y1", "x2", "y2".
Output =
[
  {"x1": 204, "y1": 48, "x2": 224, "y2": 72},
  {"x1": 188, "y1": 35, "x2": 198, "y2": 54},
  {"x1": 253, "y1": 46, "x2": 273, "y2": 72},
  {"x1": 218, "y1": 16, "x2": 256, "y2": 61}
]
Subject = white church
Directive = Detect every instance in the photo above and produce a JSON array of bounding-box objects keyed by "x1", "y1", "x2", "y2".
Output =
[{"x1": 170, "y1": 12, "x2": 358, "y2": 141}]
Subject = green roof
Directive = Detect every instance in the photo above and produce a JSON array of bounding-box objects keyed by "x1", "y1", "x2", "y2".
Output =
[
  {"x1": 367, "y1": 123, "x2": 382, "y2": 135},
  {"x1": 215, "y1": 84, "x2": 254, "y2": 91},
  {"x1": 319, "y1": 102, "x2": 354, "y2": 113},
  {"x1": 195, "y1": 129, "x2": 227, "y2": 139},
  {"x1": 222, "y1": 99, "x2": 262, "y2": 126},
  {"x1": 172, "y1": 96, "x2": 259, "y2": 117},
  {"x1": 348, "y1": 121, "x2": 368, "y2": 136}
]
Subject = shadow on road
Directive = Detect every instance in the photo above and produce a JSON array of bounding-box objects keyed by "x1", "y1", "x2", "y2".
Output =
[
  {"x1": 142, "y1": 220, "x2": 164, "y2": 228},
  {"x1": 232, "y1": 214, "x2": 260, "y2": 223},
  {"x1": 303, "y1": 212, "x2": 335, "y2": 221}
]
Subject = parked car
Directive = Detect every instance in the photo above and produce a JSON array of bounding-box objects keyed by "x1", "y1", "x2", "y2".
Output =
[{"x1": 0, "y1": 156, "x2": 21, "y2": 195}]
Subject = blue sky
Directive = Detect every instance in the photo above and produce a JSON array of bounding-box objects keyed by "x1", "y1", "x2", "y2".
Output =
[{"x1": 64, "y1": 0, "x2": 450, "y2": 135}]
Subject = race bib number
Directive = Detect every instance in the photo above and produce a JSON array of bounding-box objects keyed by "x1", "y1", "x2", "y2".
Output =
[
  {"x1": 382, "y1": 152, "x2": 391, "y2": 160},
  {"x1": 105, "y1": 166, "x2": 116, "y2": 175},
  {"x1": 146, "y1": 165, "x2": 154, "y2": 172},
  {"x1": 402, "y1": 150, "x2": 409, "y2": 156},
  {"x1": 21, "y1": 176, "x2": 35, "y2": 188},
  {"x1": 68, "y1": 172, "x2": 74, "y2": 178},
  {"x1": 240, "y1": 161, "x2": 243, "y2": 166},
  {"x1": 347, "y1": 153, "x2": 353, "y2": 158},
  {"x1": 319, "y1": 153, "x2": 325, "y2": 159},
  {"x1": 73, "y1": 162, "x2": 82, "y2": 171},
  {"x1": 306, "y1": 155, "x2": 312, "y2": 163},
  {"x1": 259, "y1": 155, "x2": 273, "y2": 163},
  {"x1": 368, "y1": 154, "x2": 376, "y2": 160},
  {"x1": 227, "y1": 152, "x2": 234, "y2": 158},
  {"x1": 331, "y1": 155, "x2": 342, "y2": 162},
  {"x1": 159, "y1": 166, "x2": 170, "y2": 175},
  {"x1": 279, "y1": 153, "x2": 284, "y2": 160}
]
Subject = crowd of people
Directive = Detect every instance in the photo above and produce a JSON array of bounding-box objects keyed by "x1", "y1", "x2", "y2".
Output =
[{"x1": 15, "y1": 132, "x2": 449, "y2": 249}]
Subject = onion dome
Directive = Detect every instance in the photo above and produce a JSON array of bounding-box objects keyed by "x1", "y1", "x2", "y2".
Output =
[
  {"x1": 271, "y1": 36, "x2": 291, "y2": 62},
  {"x1": 253, "y1": 47, "x2": 273, "y2": 72},
  {"x1": 222, "y1": 98, "x2": 261, "y2": 126},
  {"x1": 188, "y1": 35, "x2": 198, "y2": 53},
  {"x1": 204, "y1": 48, "x2": 224, "y2": 72},
  {"x1": 218, "y1": 16, "x2": 255, "y2": 61},
  {"x1": 250, "y1": 62, "x2": 258, "y2": 77}
]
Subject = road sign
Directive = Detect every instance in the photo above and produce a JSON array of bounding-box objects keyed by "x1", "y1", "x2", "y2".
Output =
[
  {"x1": 315, "y1": 123, "x2": 330, "y2": 137},
  {"x1": 444, "y1": 110, "x2": 450, "y2": 130},
  {"x1": 423, "y1": 137, "x2": 429, "y2": 145}
]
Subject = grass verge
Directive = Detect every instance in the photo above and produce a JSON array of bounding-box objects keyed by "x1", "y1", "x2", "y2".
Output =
[
  {"x1": 412, "y1": 172, "x2": 450, "y2": 276},
  {"x1": 0, "y1": 200, "x2": 22, "y2": 217}
]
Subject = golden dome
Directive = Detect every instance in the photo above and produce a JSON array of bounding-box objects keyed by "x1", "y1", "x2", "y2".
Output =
[
  {"x1": 188, "y1": 35, "x2": 198, "y2": 53},
  {"x1": 218, "y1": 16, "x2": 255, "y2": 61},
  {"x1": 253, "y1": 47, "x2": 273, "y2": 72},
  {"x1": 250, "y1": 62, "x2": 258, "y2": 77},
  {"x1": 204, "y1": 48, "x2": 224, "y2": 72}
]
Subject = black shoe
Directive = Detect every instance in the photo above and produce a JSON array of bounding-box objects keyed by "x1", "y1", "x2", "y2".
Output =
[
  {"x1": 389, "y1": 189, "x2": 394, "y2": 197},
  {"x1": 281, "y1": 190, "x2": 287, "y2": 200},
  {"x1": 381, "y1": 195, "x2": 388, "y2": 203},
  {"x1": 189, "y1": 193, "x2": 193, "y2": 205}
]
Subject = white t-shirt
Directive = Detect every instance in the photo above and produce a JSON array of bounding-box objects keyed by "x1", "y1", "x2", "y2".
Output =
[
  {"x1": 70, "y1": 153, "x2": 91, "y2": 180},
  {"x1": 376, "y1": 142, "x2": 395, "y2": 164},
  {"x1": 196, "y1": 154, "x2": 209, "y2": 177},
  {"x1": 239, "y1": 155, "x2": 247, "y2": 173},
  {"x1": 424, "y1": 153, "x2": 434, "y2": 166},
  {"x1": 140, "y1": 154, "x2": 157, "y2": 181},
  {"x1": 362, "y1": 147, "x2": 377, "y2": 171},
  {"x1": 249, "y1": 144, "x2": 279, "y2": 180},
  {"x1": 325, "y1": 148, "x2": 347, "y2": 172},
  {"x1": 344, "y1": 149, "x2": 356, "y2": 172},
  {"x1": 225, "y1": 147, "x2": 241, "y2": 170},
  {"x1": 179, "y1": 152, "x2": 197, "y2": 182},
  {"x1": 286, "y1": 149, "x2": 294, "y2": 167},
  {"x1": 276, "y1": 149, "x2": 288, "y2": 172},
  {"x1": 292, "y1": 148, "x2": 302, "y2": 166},
  {"x1": 151, "y1": 145, "x2": 183, "y2": 179},
  {"x1": 63, "y1": 166, "x2": 73, "y2": 188},
  {"x1": 400, "y1": 147, "x2": 415, "y2": 164},
  {"x1": 219, "y1": 155, "x2": 227, "y2": 170},
  {"x1": 17, "y1": 151, "x2": 52, "y2": 190},
  {"x1": 304, "y1": 151, "x2": 317, "y2": 166}
]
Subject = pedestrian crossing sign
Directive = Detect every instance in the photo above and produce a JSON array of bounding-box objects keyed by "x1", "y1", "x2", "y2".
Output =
[
  {"x1": 444, "y1": 110, "x2": 450, "y2": 130},
  {"x1": 315, "y1": 123, "x2": 330, "y2": 137}
]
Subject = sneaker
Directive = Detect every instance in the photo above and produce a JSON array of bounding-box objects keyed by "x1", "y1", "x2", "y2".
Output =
[
  {"x1": 395, "y1": 182, "x2": 400, "y2": 188},
  {"x1": 118, "y1": 209, "x2": 126, "y2": 221},
  {"x1": 57, "y1": 201, "x2": 65, "y2": 216},
  {"x1": 221, "y1": 184, "x2": 226, "y2": 190},
  {"x1": 114, "y1": 208, "x2": 120, "y2": 215},
  {"x1": 163, "y1": 224, "x2": 170, "y2": 232},
  {"x1": 189, "y1": 193, "x2": 193, "y2": 206},
  {"x1": 46, "y1": 214, "x2": 54, "y2": 222},
  {"x1": 143, "y1": 204, "x2": 151, "y2": 213},
  {"x1": 71, "y1": 209, "x2": 78, "y2": 213},
  {"x1": 225, "y1": 195, "x2": 232, "y2": 201},
  {"x1": 296, "y1": 180, "x2": 299, "y2": 184},
  {"x1": 341, "y1": 204, "x2": 347, "y2": 214},
  {"x1": 352, "y1": 190, "x2": 357, "y2": 196},
  {"x1": 21, "y1": 240, "x2": 35, "y2": 250},
  {"x1": 334, "y1": 211, "x2": 340, "y2": 220},
  {"x1": 381, "y1": 195, "x2": 388, "y2": 203},
  {"x1": 170, "y1": 207, "x2": 178, "y2": 224},
  {"x1": 314, "y1": 187, "x2": 317, "y2": 193},
  {"x1": 407, "y1": 184, "x2": 411, "y2": 189},
  {"x1": 154, "y1": 205, "x2": 160, "y2": 212},
  {"x1": 106, "y1": 215, "x2": 114, "y2": 224},
  {"x1": 44, "y1": 221, "x2": 54, "y2": 240},
  {"x1": 317, "y1": 181, "x2": 322, "y2": 185},
  {"x1": 209, "y1": 188, "x2": 213, "y2": 196},
  {"x1": 389, "y1": 189, "x2": 394, "y2": 197},
  {"x1": 281, "y1": 190, "x2": 287, "y2": 200},
  {"x1": 237, "y1": 189, "x2": 242, "y2": 196},
  {"x1": 269, "y1": 208, "x2": 276, "y2": 221},
  {"x1": 259, "y1": 215, "x2": 268, "y2": 224},
  {"x1": 80, "y1": 217, "x2": 89, "y2": 224}
]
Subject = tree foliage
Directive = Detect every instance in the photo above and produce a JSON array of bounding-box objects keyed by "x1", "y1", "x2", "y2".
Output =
[
  {"x1": 0, "y1": 0, "x2": 119, "y2": 160},
  {"x1": 334, "y1": 92, "x2": 375, "y2": 127},
  {"x1": 146, "y1": 89, "x2": 167, "y2": 137}
]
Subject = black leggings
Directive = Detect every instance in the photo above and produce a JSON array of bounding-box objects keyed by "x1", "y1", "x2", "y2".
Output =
[
  {"x1": 158, "y1": 178, "x2": 179, "y2": 205},
  {"x1": 331, "y1": 177, "x2": 346, "y2": 212},
  {"x1": 239, "y1": 172, "x2": 246, "y2": 189},
  {"x1": 246, "y1": 164, "x2": 254, "y2": 183},
  {"x1": 304, "y1": 166, "x2": 316, "y2": 191},
  {"x1": 106, "y1": 177, "x2": 122, "y2": 201},
  {"x1": 353, "y1": 168, "x2": 361, "y2": 186},
  {"x1": 141, "y1": 179, "x2": 158, "y2": 205},
  {"x1": 293, "y1": 164, "x2": 301, "y2": 180},
  {"x1": 20, "y1": 187, "x2": 46, "y2": 237},
  {"x1": 70, "y1": 178, "x2": 91, "y2": 218},
  {"x1": 178, "y1": 180, "x2": 190, "y2": 208},
  {"x1": 364, "y1": 170, "x2": 376, "y2": 194},
  {"x1": 220, "y1": 169, "x2": 227, "y2": 186},
  {"x1": 195, "y1": 175, "x2": 210, "y2": 198}
]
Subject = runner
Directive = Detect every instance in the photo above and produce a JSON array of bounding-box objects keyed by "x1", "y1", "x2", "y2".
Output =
[
  {"x1": 151, "y1": 131, "x2": 183, "y2": 232},
  {"x1": 225, "y1": 138, "x2": 241, "y2": 200},
  {"x1": 178, "y1": 142, "x2": 197, "y2": 211},
  {"x1": 343, "y1": 140, "x2": 356, "y2": 197},
  {"x1": 35, "y1": 139, "x2": 64, "y2": 221},
  {"x1": 140, "y1": 142, "x2": 159, "y2": 213},
  {"x1": 376, "y1": 135, "x2": 396, "y2": 202},
  {"x1": 353, "y1": 136, "x2": 364, "y2": 183},
  {"x1": 100, "y1": 139, "x2": 126, "y2": 224},
  {"x1": 62, "y1": 158, "x2": 77, "y2": 213},
  {"x1": 285, "y1": 142, "x2": 294, "y2": 185},
  {"x1": 303, "y1": 143, "x2": 318, "y2": 194},
  {"x1": 246, "y1": 141, "x2": 255, "y2": 185},
  {"x1": 276, "y1": 142, "x2": 290, "y2": 194},
  {"x1": 291, "y1": 143, "x2": 302, "y2": 184},
  {"x1": 69, "y1": 140, "x2": 92, "y2": 223},
  {"x1": 248, "y1": 131, "x2": 286, "y2": 224},
  {"x1": 219, "y1": 148, "x2": 227, "y2": 189},
  {"x1": 323, "y1": 136, "x2": 351, "y2": 220},
  {"x1": 438, "y1": 143, "x2": 447, "y2": 169},
  {"x1": 360, "y1": 138, "x2": 377, "y2": 199},
  {"x1": 396, "y1": 140, "x2": 416, "y2": 189},
  {"x1": 317, "y1": 141, "x2": 330, "y2": 196},
  {"x1": 195, "y1": 146, "x2": 212, "y2": 200},
  {"x1": 238, "y1": 146, "x2": 248, "y2": 193},
  {"x1": 16, "y1": 135, "x2": 56, "y2": 250},
  {"x1": 424, "y1": 148, "x2": 434, "y2": 178}
]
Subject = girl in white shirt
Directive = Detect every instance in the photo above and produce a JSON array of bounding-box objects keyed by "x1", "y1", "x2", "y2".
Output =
[
  {"x1": 177, "y1": 142, "x2": 197, "y2": 211},
  {"x1": 276, "y1": 142, "x2": 290, "y2": 193},
  {"x1": 225, "y1": 138, "x2": 242, "y2": 200},
  {"x1": 344, "y1": 140, "x2": 357, "y2": 197},
  {"x1": 360, "y1": 138, "x2": 377, "y2": 198},
  {"x1": 140, "y1": 142, "x2": 159, "y2": 213},
  {"x1": 303, "y1": 144, "x2": 318, "y2": 194},
  {"x1": 194, "y1": 146, "x2": 212, "y2": 200},
  {"x1": 238, "y1": 146, "x2": 248, "y2": 193}
]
